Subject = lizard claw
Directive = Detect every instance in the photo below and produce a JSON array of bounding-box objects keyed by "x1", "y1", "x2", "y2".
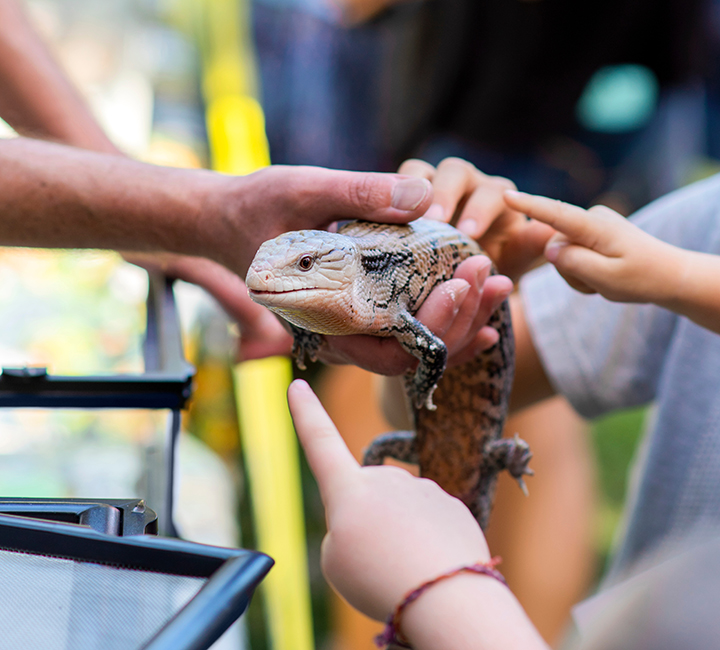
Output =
[
  {"x1": 423, "y1": 387, "x2": 438, "y2": 411},
  {"x1": 484, "y1": 433, "x2": 534, "y2": 494},
  {"x1": 517, "y1": 477, "x2": 529, "y2": 497},
  {"x1": 515, "y1": 463, "x2": 535, "y2": 496}
]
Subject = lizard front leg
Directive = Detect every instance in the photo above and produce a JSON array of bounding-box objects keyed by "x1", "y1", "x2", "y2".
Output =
[
  {"x1": 363, "y1": 431, "x2": 418, "y2": 466},
  {"x1": 289, "y1": 324, "x2": 323, "y2": 370},
  {"x1": 393, "y1": 311, "x2": 447, "y2": 411}
]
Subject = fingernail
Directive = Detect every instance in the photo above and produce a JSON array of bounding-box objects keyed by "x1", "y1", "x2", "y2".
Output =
[
  {"x1": 450, "y1": 283, "x2": 470, "y2": 314},
  {"x1": 496, "y1": 276, "x2": 515, "y2": 302},
  {"x1": 291, "y1": 378, "x2": 311, "y2": 392},
  {"x1": 424, "y1": 203, "x2": 445, "y2": 221},
  {"x1": 545, "y1": 240, "x2": 568, "y2": 263},
  {"x1": 474, "y1": 258, "x2": 492, "y2": 286},
  {"x1": 458, "y1": 218, "x2": 479, "y2": 238},
  {"x1": 391, "y1": 178, "x2": 430, "y2": 211}
]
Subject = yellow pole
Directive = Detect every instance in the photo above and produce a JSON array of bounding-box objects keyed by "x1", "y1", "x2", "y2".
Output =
[
  {"x1": 192, "y1": 1, "x2": 315, "y2": 649},
  {"x1": 233, "y1": 358, "x2": 314, "y2": 650}
]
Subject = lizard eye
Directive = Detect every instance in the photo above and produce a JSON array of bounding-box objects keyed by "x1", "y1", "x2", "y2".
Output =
[{"x1": 298, "y1": 255, "x2": 314, "y2": 271}]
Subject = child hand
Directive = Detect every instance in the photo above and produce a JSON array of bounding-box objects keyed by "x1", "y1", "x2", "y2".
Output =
[
  {"x1": 287, "y1": 379, "x2": 490, "y2": 622},
  {"x1": 504, "y1": 190, "x2": 682, "y2": 304},
  {"x1": 398, "y1": 157, "x2": 556, "y2": 280}
]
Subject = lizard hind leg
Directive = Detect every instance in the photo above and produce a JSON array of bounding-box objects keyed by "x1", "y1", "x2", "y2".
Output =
[
  {"x1": 484, "y1": 434, "x2": 534, "y2": 495},
  {"x1": 362, "y1": 431, "x2": 418, "y2": 467}
]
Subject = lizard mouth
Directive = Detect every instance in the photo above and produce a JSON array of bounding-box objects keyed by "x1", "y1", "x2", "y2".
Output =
[{"x1": 248, "y1": 288, "x2": 319, "y2": 296}]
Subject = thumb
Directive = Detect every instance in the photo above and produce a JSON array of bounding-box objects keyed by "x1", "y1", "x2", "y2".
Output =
[{"x1": 288, "y1": 167, "x2": 433, "y2": 224}]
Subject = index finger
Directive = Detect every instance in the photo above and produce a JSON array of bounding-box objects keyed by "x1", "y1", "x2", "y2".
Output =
[
  {"x1": 287, "y1": 379, "x2": 360, "y2": 501},
  {"x1": 504, "y1": 190, "x2": 598, "y2": 247}
]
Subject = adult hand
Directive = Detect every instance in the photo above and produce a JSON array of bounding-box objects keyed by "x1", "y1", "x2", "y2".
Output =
[
  {"x1": 398, "y1": 157, "x2": 556, "y2": 280},
  {"x1": 212, "y1": 165, "x2": 433, "y2": 277},
  {"x1": 287, "y1": 379, "x2": 490, "y2": 622},
  {"x1": 315, "y1": 255, "x2": 513, "y2": 374},
  {"x1": 185, "y1": 164, "x2": 431, "y2": 365}
]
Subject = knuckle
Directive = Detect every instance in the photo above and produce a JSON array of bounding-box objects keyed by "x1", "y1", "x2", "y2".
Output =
[
  {"x1": 556, "y1": 199, "x2": 575, "y2": 219},
  {"x1": 279, "y1": 168, "x2": 309, "y2": 203},
  {"x1": 348, "y1": 174, "x2": 382, "y2": 210},
  {"x1": 437, "y1": 156, "x2": 474, "y2": 173},
  {"x1": 490, "y1": 176, "x2": 517, "y2": 191},
  {"x1": 399, "y1": 158, "x2": 435, "y2": 175},
  {"x1": 590, "y1": 205, "x2": 619, "y2": 220}
]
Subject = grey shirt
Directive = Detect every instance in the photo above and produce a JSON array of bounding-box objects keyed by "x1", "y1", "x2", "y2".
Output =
[{"x1": 520, "y1": 173, "x2": 720, "y2": 580}]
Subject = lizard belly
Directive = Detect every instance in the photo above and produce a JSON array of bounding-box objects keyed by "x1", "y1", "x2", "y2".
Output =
[{"x1": 414, "y1": 301, "x2": 515, "y2": 528}]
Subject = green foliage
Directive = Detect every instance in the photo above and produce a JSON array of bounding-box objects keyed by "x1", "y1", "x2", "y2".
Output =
[{"x1": 590, "y1": 406, "x2": 647, "y2": 560}]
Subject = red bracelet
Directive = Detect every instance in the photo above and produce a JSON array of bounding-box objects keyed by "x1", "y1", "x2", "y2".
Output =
[{"x1": 374, "y1": 558, "x2": 507, "y2": 649}]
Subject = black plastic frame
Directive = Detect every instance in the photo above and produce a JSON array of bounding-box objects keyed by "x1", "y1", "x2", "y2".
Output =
[
  {"x1": 0, "y1": 497, "x2": 158, "y2": 535},
  {"x1": 0, "y1": 513, "x2": 273, "y2": 650},
  {"x1": 0, "y1": 273, "x2": 194, "y2": 409},
  {"x1": 0, "y1": 272, "x2": 195, "y2": 535}
]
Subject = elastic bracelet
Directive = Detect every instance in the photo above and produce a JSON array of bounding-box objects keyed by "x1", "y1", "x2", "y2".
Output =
[{"x1": 374, "y1": 558, "x2": 507, "y2": 649}]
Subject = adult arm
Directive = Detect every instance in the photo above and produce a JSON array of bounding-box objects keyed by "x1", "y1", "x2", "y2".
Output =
[
  {"x1": 0, "y1": 10, "x2": 496, "y2": 370},
  {"x1": 0, "y1": 3, "x2": 295, "y2": 344},
  {"x1": 0, "y1": 137, "x2": 504, "y2": 373},
  {"x1": 0, "y1": 12, "x2": 432, "y2": 274},
  {"x1": 0, "y1": 0, "x2": 120, "y2": 153},
  {"x1": 0, "y1": 137, "x2": 432, "y2": 274}
]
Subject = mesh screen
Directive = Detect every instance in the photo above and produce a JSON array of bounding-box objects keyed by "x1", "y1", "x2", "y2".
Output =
[{"x1": 0, "y1": 549, "x2": 206, "y2": 650}]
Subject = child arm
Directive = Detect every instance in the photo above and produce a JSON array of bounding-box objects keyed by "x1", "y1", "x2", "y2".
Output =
[
  {"x1": 287, "y1": 379, "x2": 548, "y2": 650},
  {"x1": 504, "y1": 190, "x2": 720, "y2": 335},
  {"x1": 666, "y1": 251, "x2": 720, "y2": 335}
]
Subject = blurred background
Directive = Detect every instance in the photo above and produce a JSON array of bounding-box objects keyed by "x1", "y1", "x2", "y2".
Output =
[{"x1": 2, "y1": 0, "x2": 720, "y2": 648}]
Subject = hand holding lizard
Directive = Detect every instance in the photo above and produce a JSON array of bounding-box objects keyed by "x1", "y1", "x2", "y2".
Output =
[{"x1": 314, "y1": 254, "x2": 513, "y2": 374}]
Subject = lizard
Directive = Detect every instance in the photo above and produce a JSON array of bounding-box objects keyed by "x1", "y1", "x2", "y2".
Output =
[{"x1": 245, "y1": 218, "x2": 533, "y2": 529}]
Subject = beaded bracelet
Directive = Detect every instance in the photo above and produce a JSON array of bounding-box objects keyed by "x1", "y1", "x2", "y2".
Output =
[{"x1": 374, "y1": 558, "x2": 507, "y2": 649}]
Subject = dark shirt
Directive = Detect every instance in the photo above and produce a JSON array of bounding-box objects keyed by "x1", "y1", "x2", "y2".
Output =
[{"x1": 382, "y1": 0, "x2": 707, "y2": 157}]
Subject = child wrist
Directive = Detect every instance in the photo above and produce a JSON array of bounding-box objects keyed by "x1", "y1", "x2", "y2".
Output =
[
  {"x1": 374, "y1": 558, "x2": 508, "y2": 649},
  {"x1": 654, "y1": 242, "x2": 690, "y2": 311}
]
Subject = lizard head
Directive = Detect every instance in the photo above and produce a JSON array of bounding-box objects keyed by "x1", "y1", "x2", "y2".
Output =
[{"x1": 246, "y1": 230, "x2": 361, "y2": 334}]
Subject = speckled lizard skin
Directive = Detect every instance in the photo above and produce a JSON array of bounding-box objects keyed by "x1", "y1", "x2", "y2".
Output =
[{"x1": 246, "y1": 218, "x2": 532, "y2": 529}]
